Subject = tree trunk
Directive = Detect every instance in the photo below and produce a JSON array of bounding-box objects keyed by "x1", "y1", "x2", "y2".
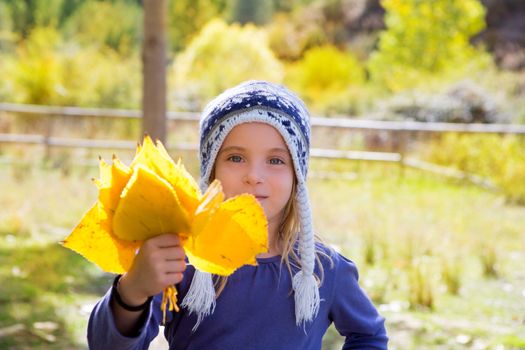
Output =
[{"x1": 142, "y1": 0, "x2": 167, "y2": 143}]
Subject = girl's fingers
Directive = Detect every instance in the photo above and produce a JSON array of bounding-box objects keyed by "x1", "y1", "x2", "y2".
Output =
[
  {"x1": 165, "y1": 272, "x2": 184, "y2": 285},
  {"x1": 162, "y1": 246, "x2": 186, "y2": 260},
  {"x1": 151, "y1": 233, "x2": 182, "y2": 248},
  {"x1": 164, "y1": 260, "x2": 186, "y2": 274}
]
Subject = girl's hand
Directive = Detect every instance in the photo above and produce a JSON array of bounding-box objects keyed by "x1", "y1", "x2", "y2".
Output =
[{"x1": 118, "y1": 234, "x2": 186, "y2": 306}]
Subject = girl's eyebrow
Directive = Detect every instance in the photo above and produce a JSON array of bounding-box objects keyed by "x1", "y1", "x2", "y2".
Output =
[
  {"x1": 219, "y1": 146, "x2": 290, "y2": 155},
  {"x1": 219, "y1": 146, "x2": 245, "y2": 154},
  {"x1": 268, "y1": 148, "x2": 290, "y2": 155}
]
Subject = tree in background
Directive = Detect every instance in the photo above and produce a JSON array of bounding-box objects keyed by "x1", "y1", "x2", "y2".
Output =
[
  {"x1": 7, "y1": 27, "x2": 63, "y2": 105},
  {"x1": 226, "y1": 0, "x2": 274, "y2": 25},
  {"x1": 2, "y1": 26, "x2": 141, "y2": 107},
  {"x1": 167, "y1": 0, "x2": 227, "y2": 52},
  {"x1": 368, "y1": 0, "x2": 491, "y2": 91},
  {"x1": 266, "y1": 0, "x2": 384, "y2": 62},
  {"x1": 63, "y1": 0, "x2": 142, "y2": 56},
  {"x1": 1, "y1": 0, "x2": 144, "y2": 56},
  {"x1": 0, "y1": 2, "x2": 15, "y2": 51},
  {"x1": 1, "y1": 0, "x2": 84, "y2": 38},
  {"x1": 265, "y1": 11, "x2": 326, "y2": 61},
  {"x1": 171, "y1": 19, "x2": 283, "y2": 110},
  {"x1": 285, "y1": 45, "x2": 365, "y2": 114}
]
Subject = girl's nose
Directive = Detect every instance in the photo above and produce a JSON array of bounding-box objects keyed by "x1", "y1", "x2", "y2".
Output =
[{"x1": 243, "y1": 166, "x2": 263, "y2": 185}]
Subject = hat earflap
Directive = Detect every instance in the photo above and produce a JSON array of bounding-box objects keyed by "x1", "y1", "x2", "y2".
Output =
[{"x1": 292, "y1": 182, "x2": 320, "y2": 326}]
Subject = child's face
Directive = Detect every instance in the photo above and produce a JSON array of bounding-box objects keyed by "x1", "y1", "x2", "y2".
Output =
[{"x1": 214, "y1": 122, "x2": 295, "y2": 231}]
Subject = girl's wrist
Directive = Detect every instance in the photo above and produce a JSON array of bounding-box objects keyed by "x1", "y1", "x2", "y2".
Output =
[{"x1": 113, "y1": 275, "x2": 151, "y2": 311}]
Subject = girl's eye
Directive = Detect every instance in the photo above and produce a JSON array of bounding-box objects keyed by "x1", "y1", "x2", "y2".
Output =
[
  {"x1": 227, "y1": 155, "x2": 243, "y2": 163},
  {"x1": 269, "y1": 158, "x2": 285, "y2": 165}
]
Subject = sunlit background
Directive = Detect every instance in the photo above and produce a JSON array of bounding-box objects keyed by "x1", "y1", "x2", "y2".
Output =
[{"x1": 0, "y1": 0, "x2": 524, "y2": 349}]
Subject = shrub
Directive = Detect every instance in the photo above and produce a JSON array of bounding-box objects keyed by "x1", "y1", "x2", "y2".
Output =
[
  {"x1": 440, "y1": 256, "x2": 462, "y2": 295},
  {"x1": 368, "y1": 0, "x2": 491, "y2": 92},
  {"x1": 0, "y1": 2, "x2": 17, "y2": 53},
  {"x1": 226, "y1": 0, "x2": 274, "y2": 25},
  {"x1": 285, "y1": 45, "x2": 366, "y2": 114},
  {"x1": 423, "y1": 133, "x2": 525, "y2": 204},
  {"x1": 376, "y1": 80, "x2": 507, "y2": 123},
  {"x1": 167, "y1": 0, "x2": 227, "y2": 53},
  {"x1": 4, "y1": 26, "x2": 141, "y2": 108},
  {"x1": 171, "y1": 19, "x2": 283, "y2": 110},
  {"x1": 408, "y1": 256, "x2": 435, "y2": 310},
  {"x1": 265, "y1": 13, "x2": 311, "y2": 61},
  {"x1": 63, "y1": 0, "x2": 142, "y2": 56},
  {"x1": 479, "y1": 242, "x2": 499, "y2": 278}
]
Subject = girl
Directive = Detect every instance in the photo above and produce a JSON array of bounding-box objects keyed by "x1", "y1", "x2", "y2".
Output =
[{"x1": 88, "y1": 80, "x2": 388, "y2": 349}]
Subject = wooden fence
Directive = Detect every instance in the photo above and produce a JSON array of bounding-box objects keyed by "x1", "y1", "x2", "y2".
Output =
[{"x1": 1, "y1": 102, "x2": 524, "y2": 186}]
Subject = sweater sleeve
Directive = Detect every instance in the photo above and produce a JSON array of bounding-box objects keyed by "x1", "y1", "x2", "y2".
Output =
[
  {"x1": 87, "y1": 286, "x2": 163, "y2": 350},
  {"x1": 328, "y1": 253, "x2": 388, "y2": 350}
]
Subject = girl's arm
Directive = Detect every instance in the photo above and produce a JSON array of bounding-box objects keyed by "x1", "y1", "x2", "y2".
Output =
[
  {"x1": 88, "y1": 234, "x2": 186, "y2": 348},
  {"x1": 110, "y1": 274, "x2": 153, "y2": 336},
  {"x1": 328, "y1": 253, "x2": 388, "y2": 349}
]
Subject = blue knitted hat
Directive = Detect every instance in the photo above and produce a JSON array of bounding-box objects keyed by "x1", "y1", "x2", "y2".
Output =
[{"x1": 181, "y1": 80, "x2": 319, "y2": 328}]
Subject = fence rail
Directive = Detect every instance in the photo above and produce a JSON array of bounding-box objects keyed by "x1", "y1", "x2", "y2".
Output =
[
  {"x1": 0, "y1": 133, "x2": 402, "y2": 163},
  {"x1": 2, "y1": 102, "x2": 525, "y2": 134},
  {"x1": 1, "y1": 103, "x2": 522, "y2": 188}
]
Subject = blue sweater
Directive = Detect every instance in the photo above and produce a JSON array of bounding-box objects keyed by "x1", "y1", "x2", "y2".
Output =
[{"x1": 88, "y1": 247, "x2": 388, "y2": 349}]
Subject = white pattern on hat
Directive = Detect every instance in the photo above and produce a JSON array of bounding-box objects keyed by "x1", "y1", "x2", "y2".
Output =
[{"x1": 183, "y1": 80, "x2": 319, "y2": 328}]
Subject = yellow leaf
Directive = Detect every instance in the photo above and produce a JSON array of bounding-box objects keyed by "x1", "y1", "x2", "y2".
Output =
[
  {"x1": 191, "y1": 179, "x2": 224, "y2": 236},
  {"x1": 62, "y1": 203, "x2": 140, "y2": 274},
  {"x1": 98, "y1": 157, "x2": 132, "y2": 212},
  {"x1": 131, "y1": 135, "x2": 201, "y2": 217},
  {"x1": 95, "y1": 158, "x2": 111, "y2": 188},
  {"x1": 186, "y1": 193, "x2": 268, "y2": 276},
  {"x1": 112, "y1": 165, "x2": 191, "y2": 241}
]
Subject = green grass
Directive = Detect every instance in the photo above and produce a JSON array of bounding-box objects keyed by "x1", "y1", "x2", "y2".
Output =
[
  {"x1": 308, "y1": 164, "x2": 525, "y2": 349},
  {"x1": 1, "y1": 162, "x2": 524, "y2": 349},
  {"x1": 0, "y1": 165, "x2": 111, "y2": 349}
]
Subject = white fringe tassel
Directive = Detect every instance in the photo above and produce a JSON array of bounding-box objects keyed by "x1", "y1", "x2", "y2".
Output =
[
  {"x1": 293, "y1": 183, "x2": 320, "y2": 327},
  {"x1": 181, "y1": 270, "x2": 216, "y2": 331},
  {"x1": 292, "y1": 270, "x2": 320, "y2": 327}
]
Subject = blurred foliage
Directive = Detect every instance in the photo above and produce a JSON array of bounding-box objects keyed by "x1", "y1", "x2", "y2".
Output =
[
  {"x1": 368, "y1": 0, "x2": 492, "y2": 92},
  {"x1": 226, "y1": 0, "x2": 274, "y2": 25},
  {"x1": 267, "y1": 0, "x2": 383, "y2": 61},
  {"x1": 171, "y1": 19, "x2": 284, "y2": 110},
  {"x1": 0, "y1": 0, "x2": 524, "y2": 120},
  {"x1": 167, "y1": 0, "x2": 227, "y2": 52},
  {"x1": 62, "y1": 0, "x2": 142, "y2": 56},
  {"x1": 0, "y1": 2, "x2": 16, "y2": 52},
  {"x1": 266, "y1": 12, "x2": 326, "y2": 61},
  {"x1": 424, "y1": 134, "x2": 525, "y2": 204},
  {"x1": 375, "y1": 80, "x2": 507, "y2": 123},
  {"x1": 408, "y1": 257, "x2": 435, "y2": 310},
  {"x1": 1, "y1": 27, "x2": 141, "y2": 107},
  {"x1": 3, "y1": 0, "x2": 70, "y2": 37},
  {"x1": 6, "y1": 27, "x2": 64, "y2": 105},
  {"x1": 285, "y1": 45, "x2": 366, "y2": 114}
]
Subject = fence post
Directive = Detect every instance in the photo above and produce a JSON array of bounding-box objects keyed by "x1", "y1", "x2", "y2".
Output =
[
  {"x1": 142, "y1": 0, "x2": 167, "y2": 144},
  {"x1": 43, "y1": 114, "x2": 53, "y2": 163},
  {"x1": 398, "y1": 130, "x2": 407, "y2": 180}
]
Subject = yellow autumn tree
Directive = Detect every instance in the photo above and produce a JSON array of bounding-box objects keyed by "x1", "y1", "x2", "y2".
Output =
[
  {"x1": 368, "y1": 0, "x2": 492, "y2": 91},
  {"x1": 285, "y1": 45, "x2": 365, "y2": 114},
  {"x1": 171, "y1": 19, "x2": 283, "y2": 109}
]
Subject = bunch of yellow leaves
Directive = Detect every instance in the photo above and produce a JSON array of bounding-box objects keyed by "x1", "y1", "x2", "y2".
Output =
[{"x1": 62, "y1": 135, "x2": 268, "y2": 323}]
